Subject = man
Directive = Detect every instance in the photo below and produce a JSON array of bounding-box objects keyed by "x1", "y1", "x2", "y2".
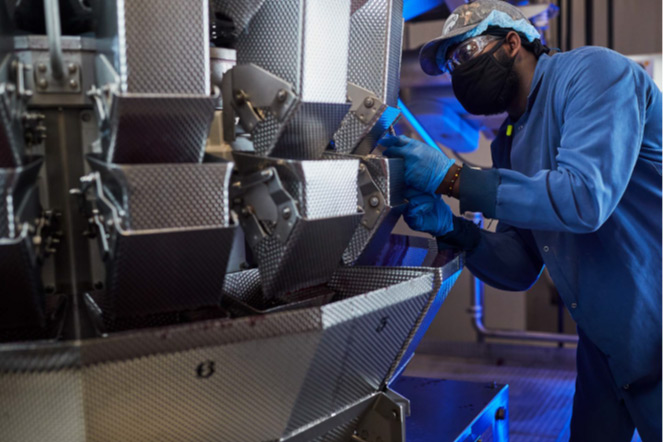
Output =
[{"x1": 381, "y1": 0, "x2": 662, "y2": 440}]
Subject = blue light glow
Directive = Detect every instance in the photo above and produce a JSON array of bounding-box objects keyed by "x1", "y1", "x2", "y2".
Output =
[{"x1": 397, "y1": 98, "x2": 442, "y2": 152}]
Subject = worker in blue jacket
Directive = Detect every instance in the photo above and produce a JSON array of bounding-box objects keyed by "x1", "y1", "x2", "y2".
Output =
[{"x1": 382, "y1": 1, "x2": 662, "y2": 440}]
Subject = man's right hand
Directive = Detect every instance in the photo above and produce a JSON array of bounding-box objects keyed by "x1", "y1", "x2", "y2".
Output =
[
  {"x1": 403, "y1": 189, "x2": 454, "y2": 237},
  {"x1": 379, "y1": 135, "x2": 454, "y2": 195}
]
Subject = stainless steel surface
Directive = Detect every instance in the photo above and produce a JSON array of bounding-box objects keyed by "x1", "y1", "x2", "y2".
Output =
[
  {"x1": 102, "y1": 92, "x2": 218, "y2": 164},
  {"x1": 84, "y1": 159, "x2": 237, "y2": 319},
  {"x1": 93, "y1": 0, "x2": 210, "y2": 94},
  {"x1": 0, "y1": 0, "x2": 468, "y2": 439},
  {"x1": 348, "y1": 0, "x2": 403, "y2": 106},
  {"x1": 0, "y1": 264, "x2": 459, "y2": 441}
]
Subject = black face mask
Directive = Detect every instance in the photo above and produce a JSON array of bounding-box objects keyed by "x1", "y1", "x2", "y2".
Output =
[{"x1": 451, "y1": 40, "x2": 517, "y2": 115}]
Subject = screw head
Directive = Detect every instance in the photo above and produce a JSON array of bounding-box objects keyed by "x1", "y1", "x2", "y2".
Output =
[
  {"x1": 69, "y1": 79, "x2": 79, "y2": 89},
  {"x1": 369, "y1": 196, "x2": 379, "y2": 207},
  {"x1": 392, "y1": 410, "x2": 399, "y2": 420},
  {"x1": 276, "y1": 89, "x2": 287, "y2": 102},
  {"x1": 363, "y1": 96, "x2": 375, "y2": 108},
  {"x1": 282, "y1": 207, "x2": 292, "y2": 220},
  {"x1": 68, "y1": 63, "x2": 77, "y2": 74},
  {"x1": 495, "y1": 407, "x2": 506, "y2": 420},
  {"x1": 38, "y1": 63, "x2": 47, "y2": 73},
  {"x1": 37, "y1": 78, "x2": 48, "y2": 89}
]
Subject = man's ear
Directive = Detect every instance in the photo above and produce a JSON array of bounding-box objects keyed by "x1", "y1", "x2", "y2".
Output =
[{"x1": 504, "y1": 30, "x2": 521, "y2": 58}]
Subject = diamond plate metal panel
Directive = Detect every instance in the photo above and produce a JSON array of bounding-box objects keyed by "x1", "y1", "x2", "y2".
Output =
[
  {"x1": 270, "y1": 102, "x2": 350, "y2": 160},
  {"x1": 300, "y1": 0, "x2": 351, "y2": 102},
  {"x1": 347, "y1": 0, "x2": 403, "y2": 105},
  {"x1": 82, "y1": 333, "x2": 318, "y2": 442},
  {"x1": 0, "y1": 369, "x2": 85, "y2": 442},
  {"x1": 284, "y1": 267, "x2": 436, "y2": 432},
  {"x1": 278, "y1": 157, "x2": 359, "y2": 219},
  {"x1": 0, "y1": 88, "x2": 22, "y2": 167},
  {"x1": 256, "y1": 214, "x2": 362, "y2": 298},
  {"x1": 96, "y1": 0, "x2": 209, "y2": 94},
  {"x1": 89, "y1": 159, "x2": 233, "y2": 230},
  {"x1": 97, "y1": 225, "x2": 237, "y2": 319},
  {"x1": 106, "y1": 93, "x2": 217, "y2": 164},
  {"x1": 236, "y1": 0, "x2": 349, "y2": 103}
]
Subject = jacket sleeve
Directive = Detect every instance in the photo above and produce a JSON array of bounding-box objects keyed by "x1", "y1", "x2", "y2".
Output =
[
  {"x1": 437, "y1": 218, "x2": 544, "y2": 291},
  {"x1": 460, "y1": 49, "x2": 646, "y2": 233}
]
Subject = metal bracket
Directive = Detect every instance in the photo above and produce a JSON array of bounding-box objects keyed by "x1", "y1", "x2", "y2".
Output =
[
  {"x1": 357, "y1": 162, "x2": 386, "y2": 230},
  {"x1": 352, "y1": 388, "x2": 410, "y2": 442},
  {"x1": 72, "y1": 172, "x2": 123, "y2": 261},
  {"x1": 348, "y1": 82, "x2": 384, "y2": 126},
  {"x1": 32, "y1": 209, "x2": 63, "y2": 264},
  {"x1": 33, "y1": 60, "x2": 81, "y2": 94},
  {"x1": 221, "y1": 63, "x2": 297, "y2": 141},
  {"x1": 231, "y1": 167, "x2": 299, "y2": 248}
]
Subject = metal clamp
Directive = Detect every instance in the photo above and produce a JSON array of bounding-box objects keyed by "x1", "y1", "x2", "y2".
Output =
[
  {"x1": 72, "y1": 172, "x2": 123, "y2": 260},
  {"x1": 221, "y1": 63, "x2": 297, "y2": 141},
  {"x1": 357, "y1": 162, "x2": 386, "y2": 230},
  {"x1": 231, "y1": 167, "x2": 299, "y2": 248},
  {"x1": 352, "y1": 389, "x2": 410, "y2": 442},
  {"x1": 348, "y1": 82, "x2": 384, "y2": 126}
]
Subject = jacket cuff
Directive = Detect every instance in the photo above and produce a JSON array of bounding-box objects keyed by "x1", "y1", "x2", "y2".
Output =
[
  {"x1": 459, "y1": 167, "x2": 499, "y2": 218},
  {"x1": 436, "y1": 216, "x2": 482, "y2": 252}
]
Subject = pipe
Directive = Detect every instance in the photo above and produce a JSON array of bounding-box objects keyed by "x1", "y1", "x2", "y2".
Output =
[{"x1": 44, "y1": 0, "x2": 65, "y2": 80}]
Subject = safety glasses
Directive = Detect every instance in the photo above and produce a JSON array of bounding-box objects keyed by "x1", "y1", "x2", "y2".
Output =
[{"x1": 442, "y1": 35, "x2": 502, "y2": 73}]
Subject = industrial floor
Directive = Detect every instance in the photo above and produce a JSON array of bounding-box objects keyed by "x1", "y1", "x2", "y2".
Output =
[{"x1": 404, "y1": 342, "x2": 642, "y2": 442}]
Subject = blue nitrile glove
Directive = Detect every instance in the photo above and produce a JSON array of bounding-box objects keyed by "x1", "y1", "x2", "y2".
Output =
[
  {"x1": 403, "y1": 189, "x2": 454, "y2": 237},
  {"x1": 379, "y1": 135, "x2": 454, "y2": 194}
]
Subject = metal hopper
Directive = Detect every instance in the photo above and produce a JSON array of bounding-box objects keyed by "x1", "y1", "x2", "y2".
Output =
[
  {"x1": 0, "y1": 259, "x2": 462, "y2": 441},
  {"x1": 221, "y1": 0, "x2": 352, "y2": 159}
]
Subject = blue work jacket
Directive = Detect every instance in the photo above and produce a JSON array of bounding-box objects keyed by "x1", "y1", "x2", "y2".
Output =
[{"x1": 459, "y1": 47, "x2": 662, "y2": 388}]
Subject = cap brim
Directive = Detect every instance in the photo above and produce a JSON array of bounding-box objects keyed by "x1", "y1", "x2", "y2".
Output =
[{"x1": 418, "y1": 24, "x2": 481, "y2": 76}]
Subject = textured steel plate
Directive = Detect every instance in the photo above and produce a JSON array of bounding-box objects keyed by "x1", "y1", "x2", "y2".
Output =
[
  {"x1": 236, "y1": 0, "x2": 349, "y2": 103},
  {"x1": 0, "y1": 263, "x2": 463, "y2": 441},
  {"x1": 0, "y1": 87, "x2": 22, "y2": 167},
  {"x1": 88, "y1": 158, "x2": 233, "y2": 230},
  {"x1": 96, "y1": 225, "x2": 238, "y2": 319},
  {"x1": 347, "y1": 0, "x2": 403, "y2": 105},
  {"x1": 94, "y1": 0, "x2": 209, "y2": 94},
  {"x1": 105, "y1": 93, "x2": 217, "y2": 164},
  {"x1": 256, "y1": 214, "x2": 362, "y2": 298}
]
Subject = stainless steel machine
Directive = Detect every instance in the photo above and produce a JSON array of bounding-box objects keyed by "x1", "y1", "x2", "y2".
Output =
[{"x1": 0, "y1": 1, "x2": 466, "y2": 440}]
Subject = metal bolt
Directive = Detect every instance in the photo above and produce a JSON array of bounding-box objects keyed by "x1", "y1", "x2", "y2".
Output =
[
  {"x1": 260, "y1": 169, "x2": 273, "y2": 179},
  {"x1": 369, "y1": 196, "x2": 379, "y2": 207},
  {"x1": 38, "y1": 63, "x2": 47, "y2": 73},
  {"x1": 363, "y1": 96, "x2": 375, "y2": 108},
  {"x1": 234, "y1": 90, "x2": 245, "y2": 104},
  {"x1": 81, "y1": 112, "x2": 92, "y2": 122},
  {"x1": 571, "y1": 302, "x2": 577, "y2": 309},
  {"x1": 358, "y1": 114, "x2": 365, "y2": 122},
  {"x1": 276, "y1": 89, "x2": 287, "y2": 102},
  {"x1": 37, "y1": 78, "x2": 48, "y2": 89},
  {"x1": 495, "y1": 407, "x2": 506, "y2": 420},
  {"x1": 282, "y1": 207, "x2": 291, "y2": 220},
  {"x1": 68, "y1": 63, "x2": 77, "y2": 74},
  {"x1": 69, "y1": 79, "x2": 78, "y2": 89},
  {"x1": 391, "y1": 410, "x2": 399, "y2": 420},
  {"x1": 359, "y1": 163, "x2": 366, "y2": 172}
]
